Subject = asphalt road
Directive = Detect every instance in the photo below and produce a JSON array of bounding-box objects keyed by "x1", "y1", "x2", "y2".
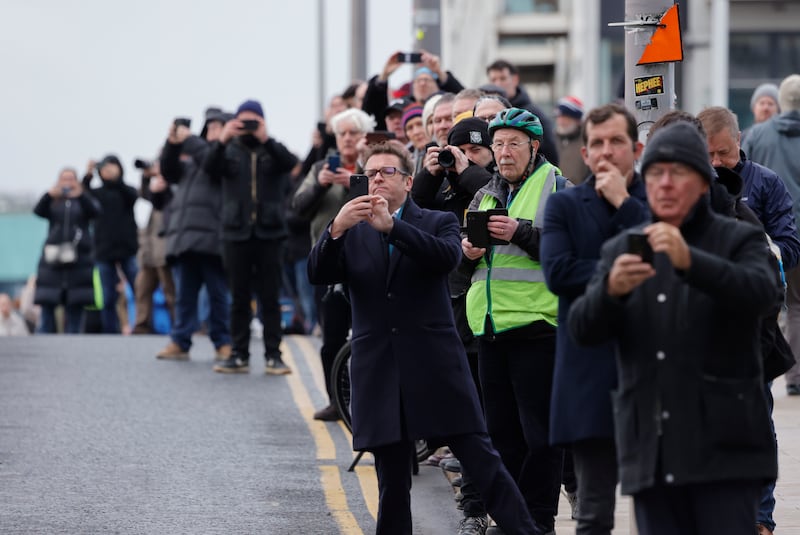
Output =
[{"x1": 0, "y1": 334, "x2": 462, "y2": 534}]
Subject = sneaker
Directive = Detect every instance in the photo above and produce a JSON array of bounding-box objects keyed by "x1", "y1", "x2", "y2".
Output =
[
  {"x1": 214, "y1": 344, "x2": 232, "y2": 361},
  {"x1": 156, "y1": 342, "x2": 190, "y2": 361},
  {"x1": 265, "y1": 357, "x2": 292, "y2": 375},
  {"x1": 313, "y1": 404, "x2": 341, "y2": 421},
  {"x1": 787, "y1": 383, "x2": 800, "y2": 396},
  {"x1": 440, "y1": 457, "x2": 462, "y2": 473},
  {"x1": 213, "y1": 356, "x2": 249, "y2": 374},
  {"x1": 458, "y1": 515, "x2": 488, "y2": 535}
]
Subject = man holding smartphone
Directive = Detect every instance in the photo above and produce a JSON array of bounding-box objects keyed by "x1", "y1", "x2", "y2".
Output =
[
  {"x1": 204, "y1": 99, "x2": 298, "y2": 375},
  {"x1": 293, "y1": 107, "x2": 374, "y2": 421},
  {"x1": 540, "y1": 103, "x2": 649, "y2": 534},
  {"x1": 568, "y1": 122, "x2": 781, "y2": 535}
]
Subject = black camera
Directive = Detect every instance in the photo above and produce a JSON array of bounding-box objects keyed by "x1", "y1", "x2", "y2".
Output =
[
  {"x1": 174, "y1": 117, "x2": 191, "y2": 129},
  {"x1": 437, "y1": 149, "x2": 456, "y2": 168},
  {"x1": 134, "y1": 159, "x2": 153, "y2": 170}
]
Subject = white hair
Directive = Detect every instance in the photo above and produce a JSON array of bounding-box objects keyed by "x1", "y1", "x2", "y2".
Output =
[{"x1": 330, "y1": 108, "x2": 376, "y2": 135}]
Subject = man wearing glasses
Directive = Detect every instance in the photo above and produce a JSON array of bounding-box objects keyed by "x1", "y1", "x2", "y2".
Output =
[
  {"x1": 461, "y1": 108, "x2": 569, "y2": 535},
  {"x1": 308, "y1": 142, "x2": 539, "y2": 535}
]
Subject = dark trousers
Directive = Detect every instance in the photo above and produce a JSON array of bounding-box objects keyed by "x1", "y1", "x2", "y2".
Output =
[
  {"x1": 171, "y1": 254, "x2": 230, "y2": 350},
  {"x1": 634, "y1": 479, "x2": 761, "y2": 535},
  {"x1": 39, "y1": 303, "x2": 84, "y2": 334},
  {"x1": 97, "y1": 256, "x2": 138, "y2": 333},
  {"x1": 133, "y1": 265, "x2": 175, "y2": 333},
  {"x1": 571, "y1": 438, "x2": 618, "y2": 535},
  {"x1": 319, "y1": 286, "x2": 351, "y2": 400},
  {"x1": 478, "y1": 335, "x2": 562, "y2": 532},
  {"x1": 372, "y1": 433, "x2": 537, "y2": 535},
  {"x1": 223, "y1": 238, "x2": 284, "y2": 360},
  {"x1": 460, "y1": 349, "x2": 487, "y2": 518}
]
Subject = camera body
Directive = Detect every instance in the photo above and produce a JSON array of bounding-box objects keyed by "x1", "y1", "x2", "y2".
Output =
[
  {"x1": 437, "y1": 149, "x2": 456, "y2": 169},
  {"x1": 174, "y1": 117, "x2": 191, "y2": 129},
  {"x1": 240, "y1": 119, "x2": 260, "y2": 132},
  {"x1": 133, "y1": 159, "x2": 153, "y2": 170}
]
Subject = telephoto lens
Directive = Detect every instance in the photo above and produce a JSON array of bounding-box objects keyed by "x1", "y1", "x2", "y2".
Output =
[{"x1": 437, "y1": 149, "x2": 455, "y2": 168}]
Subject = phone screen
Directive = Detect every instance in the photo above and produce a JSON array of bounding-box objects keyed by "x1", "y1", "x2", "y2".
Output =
[
  {"x1": 627, "y1": 232, "x2": 653, "y2": 264},
  {"x1": 348, "y1": 174, "x2": 369, "y2": 200}
]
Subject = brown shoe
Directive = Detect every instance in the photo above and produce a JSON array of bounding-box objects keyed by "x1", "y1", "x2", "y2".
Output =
[
  {"x1": 313, "y1": 404, "x2": 341, "y2": 421},
  {"x1": 156, "y1": 342, "x2": 190, "y2": 361},
  {"x1": 757, "y1": 524, "x2": 773, "y2": 535},
  {"x1": 214, "y1": 344, "x2": 232, "y2": 361}
]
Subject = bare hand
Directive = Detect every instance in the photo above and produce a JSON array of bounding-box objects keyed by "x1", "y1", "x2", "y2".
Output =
[
  {"x1": 487, "y1": 215, "x2": 518, "y2": 243},
  {"x1": 645, "y1": 222, "x2": 691, "y2": 270},
  {"x1": 380, "y1": 51, "x2": 404, "y2": 81},
  {"x1": 607, "y1": 253, "x2": 656, "y2": 297},
  {"x1": 367, "y1": 195, "x2": 393, "y2": 233},
  {"x1": 424, "y1": 144, "x2": 444, "y2": 175},
  {"x1": 462, "y1": 237, "x2": 486, "y2": 260},
  {"x1": 594, "y1": 160, "x2": 629, "y2": 208},
  {"x1": 330, "y1": 196, "x2": 373, "y2": 238},
  {"x1": 149, "y1": 176, "x2": 168, "y2": 193},
  {"x1": 86, "y1": 159, "x2": 96, "y2": 175},
  {"x1": 445, "y1": 145, "x2": 470, "y2": 175},
  {"x1": 420, "y1": 49, "x2": 446, "y2": 82},
  {"x1": 168, "y1": 123, "x2": 191, "y2": 144}
]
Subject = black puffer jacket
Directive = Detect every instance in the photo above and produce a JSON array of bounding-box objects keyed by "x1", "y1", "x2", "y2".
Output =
[
  {"x1": 82, "y1": 159, "x2": 139, "y2": 261},
  {"x1": 157, "y1": 135, "x2": 223, "y2": 261},
  {"x1": 33, "y1": 191, "x2": 100, "y2": 306},
  {"x1": 204, "y1": 136, "x2": 298, "y2": 242}
]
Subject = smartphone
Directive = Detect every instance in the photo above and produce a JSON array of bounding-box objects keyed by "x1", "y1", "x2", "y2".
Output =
[
  {"x1": 348, "y1": 174, "x2": 369, "y2": 200},
  {"x1": 174, "y1": 117, "x2": 191, "y2": 129},
  {"x1": 365, "y1": 131, "x2": 397, "y2": 145},
  {"x1": 466, "y1": 208, "x2": 509, "y2": 248},
  {"x1": 395, "y1": 51, "x2": 423, "y2": 63},
  {"x1": 327, "y1": 153, "x2": 341, "y2": 171},
  {"x1": 241, "y1": 119, "x2": 260, "y2": 132},
  {"x1": 627, "y1": 231, "x2": 654, "y2": 264}
]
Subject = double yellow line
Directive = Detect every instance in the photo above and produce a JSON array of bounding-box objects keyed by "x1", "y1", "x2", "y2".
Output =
[{"x1": 282, "y1": 335, "x2": 378, "y2": 533}]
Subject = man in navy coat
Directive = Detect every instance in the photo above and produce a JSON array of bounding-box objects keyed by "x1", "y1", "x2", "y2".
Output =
[
  {"x1": 308, "y1": 142, "x2": 539, "y2": 535},
  {"x1": 540, "y1": 103, "x2": 649, "y2": 534}
]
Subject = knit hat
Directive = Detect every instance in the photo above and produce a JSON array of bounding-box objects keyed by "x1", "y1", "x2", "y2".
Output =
[
  {"x1": 640, "y1": 122, "x2": 713, "y2": 183},
  {"x1": 555, "y1": 96, "x2": 584, "y2": 120},
  {"x1": 750, "y1": 83, "x2": 780, "y2": 111},
  {"x1": 447, "y1": 117, "x2": 492, "y2": 149},
  {"x1": 779, "y1": 74, "x2": 800, "y2": 112},
  {"x1": 414, "y1": 67, "x2": 438, "y2": 81},
  {"x1": 236, "y1": 99, "x2": 264, "y2": 118},
  {"x1": 401, "y1": 103, "x2": 423, "y2": 130},
  {"x1": 422, "y1": 94, "x2": 442, "y2": 130}
]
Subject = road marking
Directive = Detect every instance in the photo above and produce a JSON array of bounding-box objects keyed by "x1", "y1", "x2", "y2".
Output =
[
  {"x1": 320, "y1": 465, "x2": 363, "y2": 534},
  {"x1": 355, "y1": 464, "x2": 379, "y2": 521},
  {"x1": 294, "y1": 335, "x2": 328, "y2": 397},
  {"x1": 282, "y1": 343, "x2": 336, "y2": 460}
]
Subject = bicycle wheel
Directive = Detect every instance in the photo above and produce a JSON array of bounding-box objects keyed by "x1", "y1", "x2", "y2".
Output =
[{"x1": 330, "y1": 341, "x2": 352, "y2": 432}]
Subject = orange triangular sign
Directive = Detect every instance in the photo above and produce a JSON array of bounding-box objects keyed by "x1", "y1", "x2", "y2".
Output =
[{"x1": 637, "y1": 3, "x2": 683, "y2": 65}]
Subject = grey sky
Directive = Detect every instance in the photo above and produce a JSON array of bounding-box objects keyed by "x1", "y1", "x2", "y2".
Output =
[{"x1": 0, "y1": 0, "x2": 413, "y2": 196}]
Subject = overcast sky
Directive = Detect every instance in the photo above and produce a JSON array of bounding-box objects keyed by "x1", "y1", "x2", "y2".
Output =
[{"x1": 0, "y1": 0, "x2": 413, "y2": 198}]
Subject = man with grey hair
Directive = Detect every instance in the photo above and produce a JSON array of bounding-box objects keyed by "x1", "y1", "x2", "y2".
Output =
[
  {"x1": 742, "y1": 74, "x2": 800, "y2": 399},
  {"x1": 293, "y1": 107, "x2": 375, "y2": 421}
]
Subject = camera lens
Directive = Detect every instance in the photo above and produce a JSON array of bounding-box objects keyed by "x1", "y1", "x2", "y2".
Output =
[
  {"x1": 134, "y1": 159, "x2": 151, "y2": 170},
  {"x1": 437, "y1": 149, "x2": 455, "y2": 168}
]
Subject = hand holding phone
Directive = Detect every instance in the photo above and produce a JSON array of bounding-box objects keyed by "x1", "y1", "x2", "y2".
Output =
[
  {"x1": 348, "y1": 174, "x2": 369, "y2": 200},
  {"x1": 327, "y1": 153, "x2": 341, "y2": 171},
  {"x1": 627, "y1": 232, "x2": 654, "y2": 264},
  {"x1": 466, "y1": 208, "x2": 509, "y2": 249}
]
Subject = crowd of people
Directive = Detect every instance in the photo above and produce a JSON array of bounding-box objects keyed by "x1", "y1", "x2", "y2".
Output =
[{"x1": 5, "y1": 48, "x2": 800, "y2": 535}]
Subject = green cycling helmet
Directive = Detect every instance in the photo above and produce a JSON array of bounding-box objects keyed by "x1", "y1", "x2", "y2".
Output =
[{"x1": 488, "y1": 107, "x2": 543, "y2": 140}]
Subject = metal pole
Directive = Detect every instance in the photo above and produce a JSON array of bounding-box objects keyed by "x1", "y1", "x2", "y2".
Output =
[
  {"x1": 350, "y1": 0, "x2": 367, "y2": 82},
  {"x1": 623, "y1": 0, "x2": 679, "y2": 143},
  {"x1": 413, "y1": 0, "x2": 441, "y2": 55},
  {"x1": 317, "y1": 0, "x2": 325, "y2": 118},
  {"x1": 709, "y1": 0, "x2": 729, "y2": 106}
]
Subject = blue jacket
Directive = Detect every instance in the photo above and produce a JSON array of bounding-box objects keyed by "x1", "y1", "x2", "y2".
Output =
[
  {"x1": 541, "y1": 174, "x2": 649, "y2": 445},
  {"x1": 734, "y1": 153, "x2": 800, "y2": 270}
]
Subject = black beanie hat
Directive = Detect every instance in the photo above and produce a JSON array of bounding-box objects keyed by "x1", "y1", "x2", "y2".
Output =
[
  {"x1": 447, "y1": 117, "x2": 492, "y2": 149},
  {"x1": 641, "y1": 122, "x2": 713, "y2": 182}
]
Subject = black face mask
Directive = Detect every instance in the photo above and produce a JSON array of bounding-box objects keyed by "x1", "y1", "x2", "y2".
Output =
[{"x1": 240, "y1": 134, "x2": 260, "y2": 147}]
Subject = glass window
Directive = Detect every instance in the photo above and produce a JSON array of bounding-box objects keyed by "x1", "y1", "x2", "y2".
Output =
[{"x1": 504, "y1": 0, "x2": 558, "y2": 14}]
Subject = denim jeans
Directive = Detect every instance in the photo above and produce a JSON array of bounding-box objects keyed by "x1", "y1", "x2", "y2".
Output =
[
  {"x1": 38, "y1": 304, "x2": 84, "y2": 334},
  {"x1": 757, "y1": 381, "x2": 777, "y2": 531},
  {"x1": 97, "y1": 256, "x2": 138, "y2": 333},
  {"x1": 171, "y1": 254, "x2": 230, "y2": 350}
]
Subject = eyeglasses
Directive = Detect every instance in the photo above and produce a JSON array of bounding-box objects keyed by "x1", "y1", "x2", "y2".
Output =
[
  {"x1": 364, "y1": 166, "x2": 409, "y2": 180},
  {"x1": 490, "y1": 140, "x2": 531, "y2": 152}
]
